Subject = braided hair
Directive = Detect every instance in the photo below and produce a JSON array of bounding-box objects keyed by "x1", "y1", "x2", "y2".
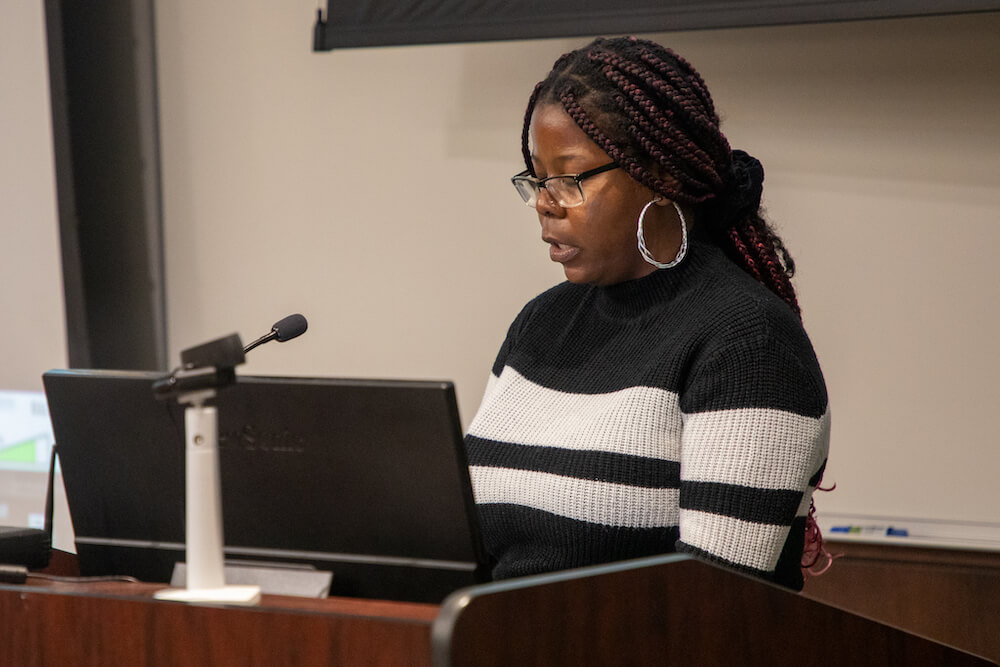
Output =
[
  {"x1": 521, "y1": 36, "x2": 800, "y2": 317},
  {"x1": 523, "y1": 37, "x2": 829, "y2": 572}
]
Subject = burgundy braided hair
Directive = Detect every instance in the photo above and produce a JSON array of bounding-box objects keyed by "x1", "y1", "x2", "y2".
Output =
[{"x1": 522, "y1": 36, "x2": 830, "y2": 574}]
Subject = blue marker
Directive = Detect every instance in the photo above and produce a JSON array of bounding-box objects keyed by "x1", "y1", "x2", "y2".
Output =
[{"x1": 828, "y1": 525, "x2": 909, "y2": 537}]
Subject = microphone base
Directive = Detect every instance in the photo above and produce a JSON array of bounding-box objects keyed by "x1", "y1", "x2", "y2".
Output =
[{"x1": 153, "y1": 584, "x2": 261, "y2": 606}]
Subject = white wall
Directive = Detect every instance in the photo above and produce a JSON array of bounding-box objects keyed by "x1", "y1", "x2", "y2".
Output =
[{"x1": 152, "y1": 7, "x2": 999, "y2": 526}]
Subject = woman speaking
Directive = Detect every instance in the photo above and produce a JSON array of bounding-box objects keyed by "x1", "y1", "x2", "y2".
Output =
[{"x1": 464, "y1": 36, "x2": 830, "y2": 591}]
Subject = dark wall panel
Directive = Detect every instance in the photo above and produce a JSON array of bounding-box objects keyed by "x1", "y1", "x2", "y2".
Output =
[
  {"x1": 44, "y1": 0, "x2": 167, "y2": 371},
  {"x1": 314, "y1": 0, "x2": 1000, "y2": 50}
]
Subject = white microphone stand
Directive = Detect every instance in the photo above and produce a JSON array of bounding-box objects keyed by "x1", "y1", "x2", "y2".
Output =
[{"x1": 153, "y1": 337, "x2": 260, "y2": 605}]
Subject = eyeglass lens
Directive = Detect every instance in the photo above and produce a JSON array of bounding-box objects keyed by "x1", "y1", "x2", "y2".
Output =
[{"x1": 513, "y1": 177, "x2": 583, "y2": 208}]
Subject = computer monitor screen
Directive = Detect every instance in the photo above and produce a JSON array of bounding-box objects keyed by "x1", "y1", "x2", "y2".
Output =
[
  {"x1": 43, "y1": 369, "x2": 489, "y2": 602},
  {"x1": 0, "y1": 390, "x2": 56, "y2": 530}
]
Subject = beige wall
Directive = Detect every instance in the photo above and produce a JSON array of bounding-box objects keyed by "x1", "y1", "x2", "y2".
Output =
[
  {"x1": 0, "y1": 0, "x2": 71, "y2": 547},
  {"x1": 39, "y1": 5, "x2": 989, "y2": 528},
  {"x1": 1, "y1": 0, "x2": 66, "y2": 391}
]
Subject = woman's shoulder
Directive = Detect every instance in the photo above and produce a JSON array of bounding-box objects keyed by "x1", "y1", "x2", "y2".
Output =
[
  {"x1": 679, "y1": 250, "x2": 827, "y2": 414},
  {"x1": 685, "y1": 244, "x2": 809, "y2": 347}
]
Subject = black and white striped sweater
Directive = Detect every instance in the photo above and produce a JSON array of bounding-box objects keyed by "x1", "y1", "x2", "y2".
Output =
[{"x1": 465, "y1": 240, "x2": 829, "y2": 590}]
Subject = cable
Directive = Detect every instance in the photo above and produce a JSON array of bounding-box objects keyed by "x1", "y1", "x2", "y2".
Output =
[{"x1": 26, "y1": 572, "x2": 141, "y2": 584}]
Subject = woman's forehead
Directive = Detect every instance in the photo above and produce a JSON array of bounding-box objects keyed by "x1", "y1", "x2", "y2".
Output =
[{"x1": 529, "y1": 104, "x2": 607, "y2": 164}]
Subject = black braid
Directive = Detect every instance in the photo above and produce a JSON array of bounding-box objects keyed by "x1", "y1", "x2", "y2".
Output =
[{"x1": 521, "y1": 81, "x2": 544, "y2": 174}]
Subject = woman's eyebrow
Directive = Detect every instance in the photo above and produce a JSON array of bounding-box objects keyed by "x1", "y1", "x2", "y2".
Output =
[{"x1": 530, "y1": 152, "x2": 590, "y2": 172}]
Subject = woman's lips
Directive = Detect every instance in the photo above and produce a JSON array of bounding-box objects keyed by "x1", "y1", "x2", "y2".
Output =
[{"x1": 548, "y1": 241, "x2": 580, "y2": 264}]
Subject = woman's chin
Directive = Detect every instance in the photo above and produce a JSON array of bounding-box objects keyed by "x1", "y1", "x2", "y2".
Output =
[{"x1": 562, "y1": 265, "x2": 592, "y2": 284}]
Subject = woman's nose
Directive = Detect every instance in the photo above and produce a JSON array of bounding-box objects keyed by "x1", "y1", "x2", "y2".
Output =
[{"x1": 535, "y1": 187, "x2": 565, "y2": 218}]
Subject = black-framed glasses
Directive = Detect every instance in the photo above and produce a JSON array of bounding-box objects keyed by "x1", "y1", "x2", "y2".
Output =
[{"x1": 511, "y1": 162, "x2": 620, "y2": 208}]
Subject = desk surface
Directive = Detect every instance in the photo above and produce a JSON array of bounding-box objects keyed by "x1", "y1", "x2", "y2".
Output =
[
  {"x1": 1, "y1": 577, "x2": 439, "y2": 667},
  {"x1": 25, "y1": 549, "x2": 439, "y2": 620},
  {"x1": 17, "y1": 576, "x2": 440, "y2": 621}
]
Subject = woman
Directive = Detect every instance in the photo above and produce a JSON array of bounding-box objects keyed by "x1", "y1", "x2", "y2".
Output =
[{"x1": 465, "y1": 37, "x2": 830, "y2": 590}]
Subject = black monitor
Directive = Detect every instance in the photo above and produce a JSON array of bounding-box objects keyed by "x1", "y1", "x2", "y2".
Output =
[{"x1": 42, "y1": 369, "x2": 490, "y2": 602}]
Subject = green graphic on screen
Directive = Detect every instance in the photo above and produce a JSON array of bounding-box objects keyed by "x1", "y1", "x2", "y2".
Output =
[
  {"x1": 0, "y1": 391, "x2": 55, "y2": 471},
  {"x1": 0, "y1": 438, "x2": 41, "y2": 463}
]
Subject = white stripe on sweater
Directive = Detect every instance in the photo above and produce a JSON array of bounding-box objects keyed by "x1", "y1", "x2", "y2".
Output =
[
  {"x1": 681, "y1": 408, "x2": 830, "y2": 491},
  {"x1": 470, "y1": 466, "x2": 680, "y2": 528},
  {"x1": 680, "y1": 509, "x2": 790, "y2": 572},
  {"x1": 468, "y1": 367, "x2": 682, "y2": 461}
]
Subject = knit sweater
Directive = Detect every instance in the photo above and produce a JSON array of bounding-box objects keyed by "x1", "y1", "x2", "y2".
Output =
[{"x1": 464, "y1": 240, "x2": 830, "y2": 590}]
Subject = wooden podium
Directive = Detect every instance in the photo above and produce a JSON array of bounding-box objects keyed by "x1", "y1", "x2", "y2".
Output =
[{"x1": 1, "y1": 553, "x2": 994, "y2": 666}]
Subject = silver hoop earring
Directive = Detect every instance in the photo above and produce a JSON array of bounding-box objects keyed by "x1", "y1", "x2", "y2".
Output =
[{"x1": 637, "y1": 199, "x2": 688, "y2": 269}]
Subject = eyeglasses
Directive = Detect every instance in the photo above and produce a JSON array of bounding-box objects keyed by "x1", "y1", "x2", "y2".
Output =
[{"x1": 511, "y1": 162, "x2": 620, "y2": 208}]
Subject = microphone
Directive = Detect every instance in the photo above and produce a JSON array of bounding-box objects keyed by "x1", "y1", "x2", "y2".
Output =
[{"x1": 243, "y1": 313, "x2": 308, "y2": 354}]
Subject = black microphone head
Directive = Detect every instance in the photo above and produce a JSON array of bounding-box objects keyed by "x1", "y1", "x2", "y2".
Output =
[{"x1": 272, "y1": 313, "x2": 308, "y2": 342}]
